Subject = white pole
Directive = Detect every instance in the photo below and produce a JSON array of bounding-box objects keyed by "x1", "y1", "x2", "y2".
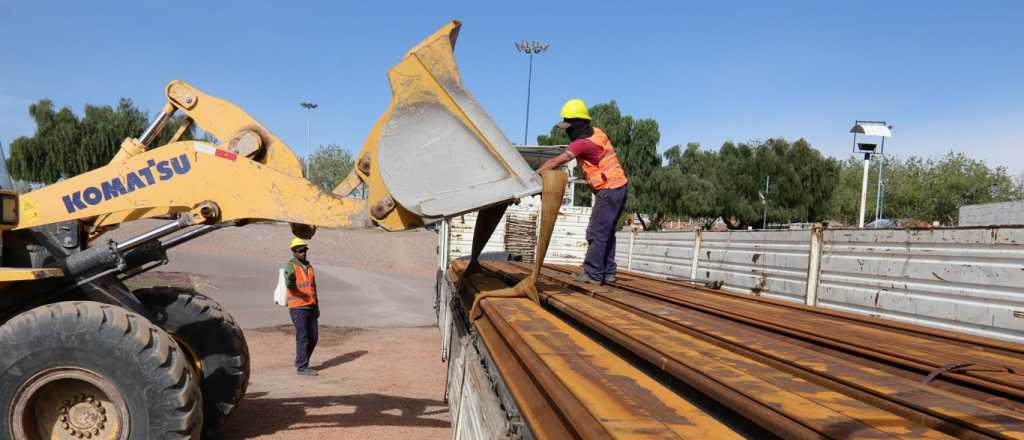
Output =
[
  {"x1": 804, "y1": 225, "x2": 822, "y2": 305},
  {"x1": 762, "y1": 175, "x2": 770, "y2": 229},
  {"x1": 858, "y1": 153, "x2": 870, "y2": 228},
  {"x1": 304, "y1": 109, "x2": 311, "y2": 177},
  {"x1": 875, "y1": 154, "x2": 885, "y2": 222}
]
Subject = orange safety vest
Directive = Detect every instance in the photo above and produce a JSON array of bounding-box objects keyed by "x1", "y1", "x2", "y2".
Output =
[
  {"x1": 287, "y1": 262, "x2": 318, "y2": 308},
  {"x1": 579, "y1": 128, "x2": 628, "y2": 191}
]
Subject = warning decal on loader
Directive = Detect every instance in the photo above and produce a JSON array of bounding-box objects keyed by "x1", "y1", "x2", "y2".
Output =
[{"x1": 194, "y1": 142, "x2": 238, "y2": 161}]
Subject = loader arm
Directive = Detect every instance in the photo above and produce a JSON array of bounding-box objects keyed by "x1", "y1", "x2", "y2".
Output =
[
  {"x1": 14, "y1": 140, "x2": 367, "y2": 231},
  {"x1": 13, "y1": 20, "x2": 540, "y2": 234}
]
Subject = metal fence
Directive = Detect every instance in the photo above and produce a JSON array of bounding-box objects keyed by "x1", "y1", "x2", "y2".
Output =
[
  {"x1": 616, "y1": 226, "x2": 1024, "y2": 344},
  {"x1": 817, "y1": 227, "x2": 1024, "y2": 342},
  {"x1": 615, "y1": 231, "x2": 697, "y2": 278},
  {"x1": 698, "y1": 230, "x2": 812, "y2": 303}
]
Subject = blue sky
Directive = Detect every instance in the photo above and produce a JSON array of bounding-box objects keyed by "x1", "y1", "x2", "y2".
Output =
[{"x1": 1, "y1": 1, "x2": 1022, "y2": 173}]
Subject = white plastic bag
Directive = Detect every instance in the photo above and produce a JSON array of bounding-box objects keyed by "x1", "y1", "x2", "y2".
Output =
[{"x1": 273, "y1": 269, "x2": 288, "y2": 306}]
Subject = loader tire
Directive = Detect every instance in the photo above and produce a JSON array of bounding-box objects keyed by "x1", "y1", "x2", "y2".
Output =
[
  {"x1": 0, "y1": 301, "x2": 202, "y2": 440},
  {"x1": 136, "y1": 287, "x2": 250, "y2": 437}
]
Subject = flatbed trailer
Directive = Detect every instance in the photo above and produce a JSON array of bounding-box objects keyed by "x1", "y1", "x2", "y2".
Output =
[{"x1": 438, "y1": 259, "x2": 1024, "y2": 439}]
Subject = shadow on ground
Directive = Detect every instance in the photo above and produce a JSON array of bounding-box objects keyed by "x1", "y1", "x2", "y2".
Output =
[
  {"x1": 316, "y1": 350, "x2": 369, "y2": 371},
  {"x1": 219, "y1": 392, "x2": 450, "y2": 438}
]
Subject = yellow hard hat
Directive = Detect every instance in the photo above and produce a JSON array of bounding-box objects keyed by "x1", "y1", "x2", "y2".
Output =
[
  {"x1": 290, "y1": 237, "x2": 308, "y2": 249},
  {"x1": 559, "y1": 98, "x2": 591, "y2": 121}
]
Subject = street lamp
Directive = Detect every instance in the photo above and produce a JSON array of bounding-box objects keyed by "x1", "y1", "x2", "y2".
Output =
[
  {"x1": 849, "y1": 121, "x2": 893, "y2": 228},
  {"x1": 300, "y1": 102, "x2": 319, "y2": 177},
  {"x1": 515, "y1": 40, "x2": 550, "y2": 145}
]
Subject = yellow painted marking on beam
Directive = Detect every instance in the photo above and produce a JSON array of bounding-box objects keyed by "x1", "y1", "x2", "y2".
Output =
[{"x1": 0, "y1": 267, "x2": 64, "y2": 281}]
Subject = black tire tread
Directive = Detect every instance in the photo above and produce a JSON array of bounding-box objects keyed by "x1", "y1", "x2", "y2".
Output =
[
  {"x1": 0, "y1": 301, "x2": 202, "y2": 439},
  {"x1": 135, "y1": 286, "x2": 250, "y2": 437}
]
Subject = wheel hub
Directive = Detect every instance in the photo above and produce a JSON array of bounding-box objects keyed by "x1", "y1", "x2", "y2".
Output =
[
  {"x1": 61, "y1": 393, "x2": 108, "y2": 437},
  {"x1": 12, "y1": 368, "x2": 126, "y2": 440}
]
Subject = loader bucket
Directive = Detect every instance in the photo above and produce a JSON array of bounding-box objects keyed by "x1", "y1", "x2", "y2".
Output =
[{"x1": 355, "y1": 21, "x2": 542, "y2": 231}]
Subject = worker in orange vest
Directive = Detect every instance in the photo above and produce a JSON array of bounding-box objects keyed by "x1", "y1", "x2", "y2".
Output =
[
  {"x1": 285, "y1": 237, "x2": 319, "y2": 376},
  {"x1": 537, "y1": 99, "x2": 629, "y2": 285}
]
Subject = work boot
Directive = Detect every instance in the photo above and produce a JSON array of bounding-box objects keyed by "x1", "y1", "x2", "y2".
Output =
[
  {"x1": 573, "y1": 271, "x2": 602, "y2": 285},
  {"x1": 297, "y1": 367, "x2": 319, "y2": 376}
]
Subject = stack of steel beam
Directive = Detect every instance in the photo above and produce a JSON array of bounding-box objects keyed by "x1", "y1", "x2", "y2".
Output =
[{"x1": 449, "y1": 259, "x2": 1024, "y2": 439}]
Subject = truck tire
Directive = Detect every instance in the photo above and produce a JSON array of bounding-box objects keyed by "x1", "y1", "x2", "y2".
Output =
[
  {"x1": 0, "y1": 301, "x2": 202, "y2": 440},
  {"x1": 136, "y1": 287, "x2": 250, "y2": 437}
]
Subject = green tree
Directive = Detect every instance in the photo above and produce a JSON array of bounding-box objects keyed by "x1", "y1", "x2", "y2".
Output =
[
  {"x1": 305, "y1": 144, "x2": 354, "y2": 192},
  {"x1": 828, "y1": 156, "x2": 867, "y2": 225},
  {"x1": 660, "y1": 143, "x2": 719, "y2": 227},
  {"x1": 7, "y1": 98, "x2": 194, "y2": 184},
  {"x1": 1014, "y1": 172, "x2": 1024, "y2": 200},
  {"x1": 828, "y1": 152, "x2": 1016, "y2": 225},
  {"x1": 706, "y1": 138, "x2": 838, "y2": 229},
  {"x1": 538, "y1": 100, "x2": 664, "y2": 229},
  {"x1": 715, "y1": 141, "x2": 760, "y2": 227},
  {"x1": 769, "y1": 138, "x2": 839, "y2": 224}
]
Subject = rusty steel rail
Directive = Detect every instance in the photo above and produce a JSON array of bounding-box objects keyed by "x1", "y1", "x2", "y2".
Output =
[
  {"x1": 555, "y1": 265, "x2": 1024, "y2": 403},
  {"x1": 622, "y1": 269, "x2": 1024, "y2": 356},
  {"x1": 450, "y1": 260, "x2": 747, "y2": 439},
  {"x1": 450, "y1": 267, "x2": 577, "y2": 439},
  {"x1": 473, "y1": 261, "x2": 1024, "y2": 439}
]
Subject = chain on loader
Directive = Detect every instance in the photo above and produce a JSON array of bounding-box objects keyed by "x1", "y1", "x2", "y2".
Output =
[{"x1": 0, "y1": 20, "x2": 539, "y2": 439}]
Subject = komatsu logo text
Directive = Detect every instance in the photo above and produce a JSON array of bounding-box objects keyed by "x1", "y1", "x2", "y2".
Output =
[{"x1": 62, "y1": 154, "x2": 192, "y2": 214}]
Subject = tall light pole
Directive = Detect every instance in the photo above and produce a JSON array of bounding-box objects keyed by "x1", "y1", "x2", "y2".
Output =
[
  {"x1": 300, "y1": 102, "x2": 318, "y2": 177},
  {"x1": 849, "y1": 121, "x2": 892, "y2": 228},
  {"x1": 515, "y1": 40, "x2": 549, "y2": 145}
]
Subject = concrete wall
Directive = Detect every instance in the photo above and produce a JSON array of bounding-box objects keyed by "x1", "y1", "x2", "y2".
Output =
[{"x1": 960, "y1": 200, "x2": 1024, "y2": 226}]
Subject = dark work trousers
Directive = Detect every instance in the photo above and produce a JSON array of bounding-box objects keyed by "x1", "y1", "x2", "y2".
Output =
[
  {"x1": 584, "y1": 184, "x2": 628, "y2": 281},
  {"x1": 289, "y1": 308, "x2": 319, "y2": 370}
]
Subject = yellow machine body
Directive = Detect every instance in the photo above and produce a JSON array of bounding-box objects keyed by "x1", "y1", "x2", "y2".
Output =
[
  {"x1": 12, "y1": 21, "x2": 540, "y2": 237},
  {"x1": 9, "y1": 20, "x2": 539, "y2": 238}
]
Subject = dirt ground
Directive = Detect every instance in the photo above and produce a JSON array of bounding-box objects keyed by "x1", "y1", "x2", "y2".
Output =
[
  {"x1": 217, "y1": 326, "x2": 449, "y2": 440},
  {"x1": 111, "y1": 219, "x2": 450, "y2": 439}
]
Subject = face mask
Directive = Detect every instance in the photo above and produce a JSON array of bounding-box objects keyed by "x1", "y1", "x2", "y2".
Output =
[{"x1": 564, "y1": 119, "x2": 593, "y2": 141}]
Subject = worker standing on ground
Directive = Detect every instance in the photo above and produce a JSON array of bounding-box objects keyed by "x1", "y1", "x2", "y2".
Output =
[
  {"x1": 285, "y1": 237, "x2": 320, "y2": 376},
  {"x1": 536, "y1": 98, "x2": 629, "y2": 285}
]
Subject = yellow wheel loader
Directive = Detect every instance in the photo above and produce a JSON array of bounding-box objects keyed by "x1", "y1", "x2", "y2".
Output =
[{"x1": 0, "y1": 21, "x2": 540, "y2": 439}]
